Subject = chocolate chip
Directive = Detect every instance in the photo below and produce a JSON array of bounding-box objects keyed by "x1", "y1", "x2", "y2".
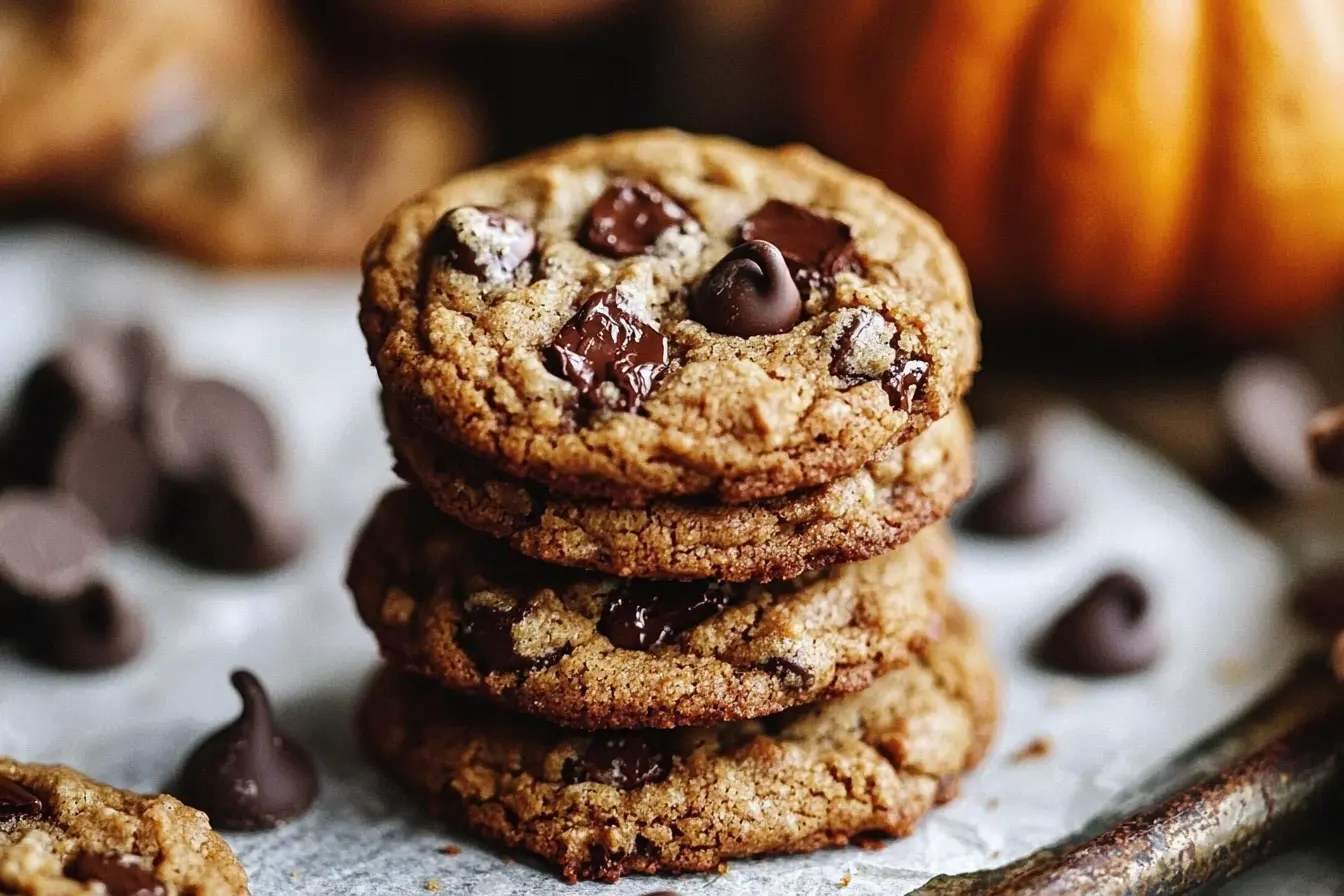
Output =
[
  {"x1": 1309, "y1": 406, "x2": 1344, "y2": 478},
  {"x1": 1292, "y1": 564, "x2": 1344, "y2": 630},
  {"x1": 692, "y1": 240, "x2": 802, "y2": 337},
  {"x1": 422, "y1": 206, "x2": 536, "y2": 285},
  {"x1": 459, "y1": 601, "x2": 566, "y2": 674},
  {"x1": 145, "y1": 378, "x2": 279, "y2": 483},
  {"x1": 1034, "y1": 572, "x2": 1161, "y2": 677},
  {"x1": 758, "y1": 656, "x2": 816, "y2": 689},
  {"x1": 0, "y1": 491, "x2": 106, "y2": 602},
  {"x1": 580, "y1": 180, "x2": 689, "y2": 258},
  {"x1": 66, "y1": 852, "x2": 165, "y2": 896},
  {"x1": 175, "y1": 670, "x2": 318, "y2": 831},
  {"x1": 544, "y1": 290, "x2": 670, "y2": 412},
  {"x1": 52, "y1": 417, "x2": 159, "y2": 540},
  {"x1": 739, "y1": 200, "x2": 860, "y2": 296},
  {"x1": 830, "y1": 310, "x2": 894, "y2": 381},
  {"x1": 1218, "y1": 356, "x2": 1325, "y2": 500},
  {"x1": 959, "y1": 448, "x2": 1068, "y2": 538},
  {"x1": 563, "y1": 735, "x2": 672, "y2": 790},
  {"x1": 882, "y1": 352, "x2": 930, "y2": 413},
  {"x1": 18, "y1": 581, "x2": 145, "y2": 671},
  {"x1": 0, "y1": 776, "x2": 42, "y2": 816},
  {"x1": 598, "y1": 581, "x2": 735, "y2": 650},
  {"x1": 153, "y1": 475, "x2": 303, "y2": 573}
]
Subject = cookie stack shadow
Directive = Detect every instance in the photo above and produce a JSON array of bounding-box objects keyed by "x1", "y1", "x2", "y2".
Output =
[{"x1": 343, "y1": 131, "x2": 995, "y2": 883}]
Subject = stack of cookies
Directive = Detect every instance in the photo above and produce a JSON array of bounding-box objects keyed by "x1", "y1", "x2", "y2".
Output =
[{"x1": 347, "y1": 130, "x2": 994, "y2": 883}]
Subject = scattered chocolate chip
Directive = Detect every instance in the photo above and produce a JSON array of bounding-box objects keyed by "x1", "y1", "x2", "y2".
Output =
[
  {"x1": 758, "y1": 656, "x2": 816, "y2": 689},
  {"x1": 1291, "y1": 564, "x2": 1344, "y2": 631},
  {"x1": 1309, "y1": 405, "x2": 1344, "y2": 478},
  {"x1": 544, "y1": 290, "x2": 670, "y2": 412},
  {"x1": 563, "y1": 735, "x2": 672, "y2": 790},
  {"x1": 0, "y1": 490, "x2": 106, "y2": 601},
  {"x1": 882, "y1": 351, "x2": 930, "y2": 413},
  {"x1": 0, "y1": 776, "x2": 42, "y2": 816},
  {"x1": 959, "y1": 447, "x2": 1068, "y2": 538},
  {"x1": 175, "y1": 670, "x2": 318, "y2": 831},
  {"x1": 1218, "y1": 356, "x2": 1325, "y2": 501},
  {"x1": 1034, "y1": 572, "x2": 1161, "y2": 677},
  {"x1": 153, "y1": 475, "x2": 303, "y2": 573},
  {"x1": 693, "y1": 240, "x2": 802, "y2": 337},
  {"x1": 598, "y1": 581, "x2": 735, "y2": 650},
  {"x1": 739, "y1": 200, "x2": 860, "y2": 296},
  {"x1": 580, "y1": 180, "x2": 689, "y2": 258},
  {"x1": 18, "y1": 581, "x2": 145, "y2": 671},
  {"x1": 66, "y1": 852, "x2": 165, "y2": 896},
  {"x1": 422, "y1": 206, "x2": 536, "y2": 285},
  {"x1": 52, "y1": 417, "x2": 159, "y2": 540},
  {"x1": 145, "y1": 378, "x2": 279, "y2": 483}
]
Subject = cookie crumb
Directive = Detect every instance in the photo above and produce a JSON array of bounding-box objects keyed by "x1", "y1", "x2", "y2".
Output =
[
  {"x1": 840, "y1": 872, "x2": 852, "y2": 888},
  {"x1": 1012, "y1": 736, "x2": 1052, "y2": 762},
  {"x1": 425, "y1": 881, "x2": 440, "y2": 892},
  {"x1": 717, "y1": 862, "x2": 729, "y2": 874},
  {"x1": 290, "y1": 871, "x2": 301, "y2": 881},
  {"x1": 439, "y1": 845, "x2": 461, "y2": 856},
  {"x1": 990, "y1": 850, "x2": 1002, "y2": 859},
  {"x1": 1215, "y1": 658, "x2": 1251, "y2": 685}
]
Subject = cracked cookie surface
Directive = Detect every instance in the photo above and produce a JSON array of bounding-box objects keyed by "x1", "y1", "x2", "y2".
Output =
[
  {"x1": 358, "y1": 598, "x2": 995, "y2": 882},
  {"x1": 360, "y1": 129, "x2": 978, "y2": 504},
  {"x1": 385, "y1": 397, "x2": 974, "y2": 581},
  {"x1": 348, "y1": 487, "x2": 952, "y2": 729},
  {"x1": 0, "y1": 757, "x2": 249, "y2": 896}
]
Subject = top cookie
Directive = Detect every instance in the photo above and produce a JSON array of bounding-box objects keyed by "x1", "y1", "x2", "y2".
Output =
[{"x1": 361, "y1": 130, "x2": 978, "y2": 504}]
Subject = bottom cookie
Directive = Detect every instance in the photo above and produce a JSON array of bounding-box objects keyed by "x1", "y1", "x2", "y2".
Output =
[
  {"x1": 0, "y1": 758, "x2": 249, "y2": 896},
  {"x1": 359, "y1": 599, "x2": 996, "y2": 883}
]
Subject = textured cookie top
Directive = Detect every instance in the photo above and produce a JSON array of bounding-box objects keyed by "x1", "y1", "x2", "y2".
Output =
[
  {"x1": 0, "y1": 758, "x2": 249, "y2": 896},
  {"x1": 348, "y1": 487, "x2": 952, "y2": 729},
  {"x1": 387, "y1": 396, "x2": 974, "y2": 582},
  {"x1": 359, "y1": 599, "x2": 996, "y2": 883},
  {"x1": 361, "y1": 129, "x2": 978, "y2": 504}
]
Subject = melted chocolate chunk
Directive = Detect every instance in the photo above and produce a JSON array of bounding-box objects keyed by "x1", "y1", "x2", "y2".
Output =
[
  {"x1": 563, "y1": 735, "x2": 672, "y2": 790},
  {"x1": 18, "y1": 581, "x2": 146, "y2": 672},
  {"x1": 0, "y1": 776, "x2": 42, "y2": 816},
  {"x1": 758, "y1": 656, "x2": 816, "y2": 689},
  {"x1": 882, "y1": 351, "x2": 930, "y2": 413},
  {"x1": 422, "y1": 206, "x2": 536, "y2": 285},
  {"x1": 544, "y1": 291, "x2": 670, "y2": 412},
  {"x1": 598, "y1": 581, "x2": 735, "y2": 650},
  {"x1": 1034, "y1": 572, "x2": 1161, "y2": 677},
  {"x1": 459, "y1": 602, "x2": 564, "y2": 674},
  {"x1": 175, "y1": 670, "x2": 318, "y2": 831},
  {"x1": 739, "y1": 200, "x2": 860, "y2": 296},
  {"x1": 580, "y1": 180, "x2": 689, "y2": 258},
  {"x1": 66, "y1": 852, "x2": 166, "y2": 896},
  {"x1": 830, "y1": 310, "x2": 891, "y2": 380},
  {"x1": 692, "y1": 240, "x2": 802, "y2": 337}
]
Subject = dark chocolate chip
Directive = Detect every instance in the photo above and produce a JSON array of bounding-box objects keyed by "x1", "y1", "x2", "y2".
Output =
[
  {"x1": 53, "y1": 417, "x2": 159, "y2": 540},
  {"x1": 175, "y1": 670, "x2": 318, "y2": 831},
  {"x1": 0, "y1": 490, "x2": 106, "y2": 601},
  {"x1": 145, "y1": 377, "x2": 279, "y2": 483},
  {"x1": 1218, "y1": 356, "x2": 1325, "y2": 501},
  {"x1": 693, "y1": 240, "x2": 802, "y2": 337},
  {"x1": 830, "y1": 310, "x2": 890, "y2": 380},
  {"x1": 0, "y1": 776, "x2": 42, "y2": 816},
  {"x1": 598, "y1": 581, "x2": 735, "y2": 650},
  {"x1": 739, "y1": 199, "x2": 860, "y2": 296},
  {"x1": 544, "y1": 290, "x2": 670, "y2": 412},
  {"x1": 758, "y1": 656, "x2": 816, "y2": 689},
  {"x1": 153, "y1": 475, "x2": 303, "y2": 573},
  {"x1": 1309, "y1": 406, "x2": 1344, "y2": 478},
  {"x1": 563, "y1": 735, "x2": 672, "y2": 790},
  {"x1": 959, "y1": 449, "x2": 1068, "y2": 539},
  {"x1": 882, "y1": 351, "x2": 930, "y2": 414},
  {"x1": 18, "y1": 581, "x2": 145, "y2": 671},
  {"x1": 421, "y1": 206, "x2": 536, "y2": 285},
  {"x1": 1291, "y1": 564, "x2": 1344, "y2": 631},
  {"x1": 580, "y1": 180, "x2": 689, "y2": 258},
  {"x1": 1034, "y1": 572, "x2": 1161, "y2": 677},
  {"x1": 459, "y1": 601, "x2": 566, "y2": 674},
  {"x1": 66, "y1": 852, "x2": 166, "y2": 896}
]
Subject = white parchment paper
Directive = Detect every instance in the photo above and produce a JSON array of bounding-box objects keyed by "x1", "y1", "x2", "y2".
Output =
[{"x1": 0, "y1": 230, "x2": 1322, "y2": 895}]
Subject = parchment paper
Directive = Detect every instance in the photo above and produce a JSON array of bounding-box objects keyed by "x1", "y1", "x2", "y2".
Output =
[{"x1": 0, "y1": 229, "x2": 1322, "y2": 895}]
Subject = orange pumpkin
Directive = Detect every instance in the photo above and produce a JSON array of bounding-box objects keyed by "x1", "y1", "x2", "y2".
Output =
[{"x1": 790, "y1": 0, "x2": 1344, "y2": 333}]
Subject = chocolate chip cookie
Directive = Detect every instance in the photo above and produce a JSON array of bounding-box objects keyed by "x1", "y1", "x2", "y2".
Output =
[
  {"x1": 348, "y1": 487, "x2": 953, "y2": 728},
  {"x1": 385, "y1": 396, "x2": 974, "y2": 581},
  {"x1": 0, "y1": 757, "x2": 249, "y2": 895},
  {"x1": 359, "y1": 598, "x2": 995, "y2": 882},
  {"x1": 103, "y1": 75, "x2": 480, "y2": 267},
  {"x1": 360, "y1": 129, "x2": 979, "y2": 505}
]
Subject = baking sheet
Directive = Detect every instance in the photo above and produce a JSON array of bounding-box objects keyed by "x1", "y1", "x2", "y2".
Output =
[{"x1": 0, "y1": 229, "x2": 1316, "y2": 895}]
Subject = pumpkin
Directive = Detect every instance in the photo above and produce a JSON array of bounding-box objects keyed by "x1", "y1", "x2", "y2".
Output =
[{"x1": 789, "y1": 0, "x2": 1344, "y2": 333}]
